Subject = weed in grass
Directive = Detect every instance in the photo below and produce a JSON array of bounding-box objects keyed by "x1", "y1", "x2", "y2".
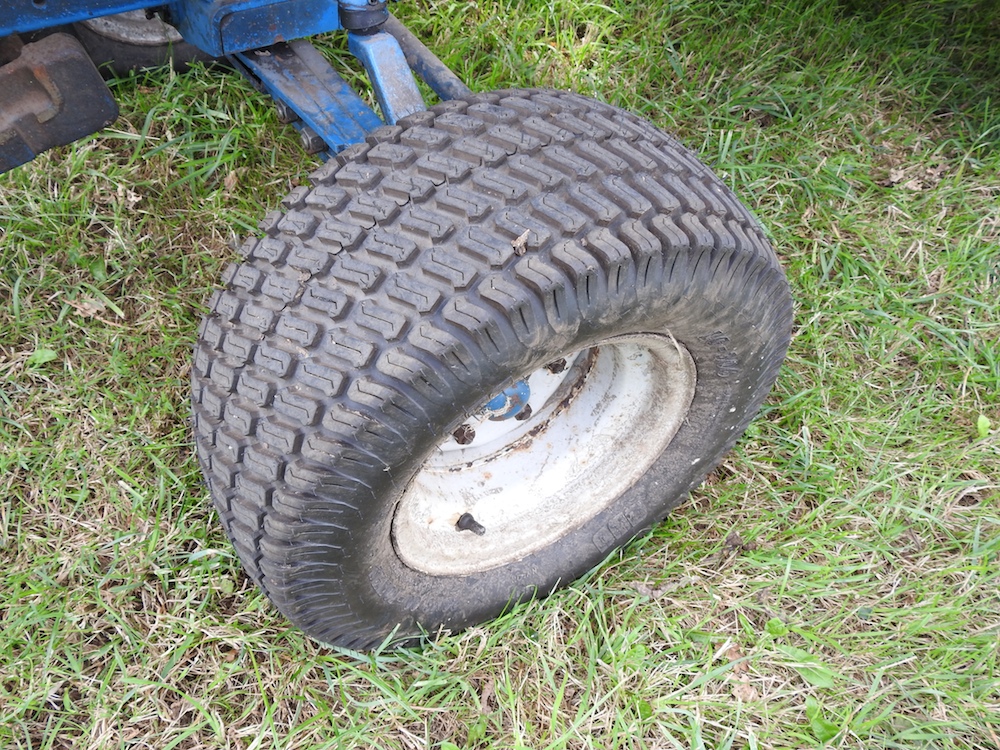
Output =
[{"x1": 2, "y1": 1, "x2": 999, "y2": 748}]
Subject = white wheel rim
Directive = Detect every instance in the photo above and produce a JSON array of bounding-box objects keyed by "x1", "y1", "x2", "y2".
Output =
[{"x1": 392, "y1": 333, "x2": 697, "y2": 576}]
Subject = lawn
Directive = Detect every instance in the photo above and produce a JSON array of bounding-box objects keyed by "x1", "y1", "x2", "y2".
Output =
[{"x1": 1, "y1": 0, "x2": 998, "y2": 748}]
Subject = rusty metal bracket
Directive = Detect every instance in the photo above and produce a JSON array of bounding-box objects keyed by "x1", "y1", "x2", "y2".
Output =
[{"x1": 0, "y1": 33, "x2": 118, "y2": 174}]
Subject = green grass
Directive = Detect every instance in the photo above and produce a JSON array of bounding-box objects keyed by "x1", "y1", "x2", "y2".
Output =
[{"x1": 1, "y1": 0, "x2": 998, "y2": 747}]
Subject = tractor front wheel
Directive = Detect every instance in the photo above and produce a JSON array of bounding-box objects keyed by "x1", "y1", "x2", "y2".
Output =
[{"x1": 191, "y1": 89, "x2": 792, "y2": 649}]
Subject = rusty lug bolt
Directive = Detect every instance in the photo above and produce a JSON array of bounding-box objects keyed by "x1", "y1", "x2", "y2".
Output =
[
  {"x1": 452, "y1": 424, "x2": 476, "y2": 445},
  {"x1": 545, "y1": 358, "x2": 567, "y2": 374},
  {"x1": 456, "y1": 512, "x2": 486, "y2": 536},
  {"x1": 514, "y1": 403, "x2": 533, "y2": 421}
]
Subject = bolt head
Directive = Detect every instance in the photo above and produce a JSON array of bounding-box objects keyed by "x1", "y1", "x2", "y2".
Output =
[
  {"x1": 299, "y1": 126, "x2": 326, "y2": 154},
  {"x1": 453, "y1": 424, "x2": 476, "y2": 445},
  {"x1": 274, "y1": 99, "x2": 299, "y2": 124}
]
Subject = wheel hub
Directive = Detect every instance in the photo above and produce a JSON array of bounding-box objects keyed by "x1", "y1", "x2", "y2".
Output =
[{"x1": 483, "y1": 380, "x2": 531, "y2": 421}]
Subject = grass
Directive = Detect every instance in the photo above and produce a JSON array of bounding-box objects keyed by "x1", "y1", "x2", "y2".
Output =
[{"x1": 1, "y1": 0, "x2": 998, "y2": 747}]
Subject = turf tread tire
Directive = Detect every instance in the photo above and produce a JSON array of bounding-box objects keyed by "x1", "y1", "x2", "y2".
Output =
[{"x1": 191, "y1": 88, "x2": 792, "y2": 649}]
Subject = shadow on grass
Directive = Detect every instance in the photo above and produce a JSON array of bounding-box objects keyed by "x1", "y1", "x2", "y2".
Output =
[{"x1": 836, "y1": 0, "x2": 1000, "y2": 138}]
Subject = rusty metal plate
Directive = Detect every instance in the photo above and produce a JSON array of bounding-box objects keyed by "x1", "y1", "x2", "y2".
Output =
[{"x1": 0, "y1": 33, "x2": 118, "y2": 174}]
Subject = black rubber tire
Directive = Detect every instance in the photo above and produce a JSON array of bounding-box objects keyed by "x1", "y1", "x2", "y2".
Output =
[
  {"x1": 73, "y1": 13, "x2": 217, "y2": 77},
  {"x1": 191, "y1": 89, "x2": 793, "y2": 650}
]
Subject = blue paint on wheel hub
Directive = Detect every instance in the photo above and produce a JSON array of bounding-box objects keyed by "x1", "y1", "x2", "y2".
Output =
[{"x1": 484, "y1": 380, "x2": 531, "y2": 421}]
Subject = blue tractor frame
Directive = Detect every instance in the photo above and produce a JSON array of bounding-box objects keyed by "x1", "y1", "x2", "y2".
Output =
[{"x1": 1, "y1": 0, "x2": 470, "y2": 172}]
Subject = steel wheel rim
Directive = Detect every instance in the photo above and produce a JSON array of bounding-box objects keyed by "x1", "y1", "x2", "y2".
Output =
[{"x1": 392, "y1": 333, "x2": 697, "y2": 576}]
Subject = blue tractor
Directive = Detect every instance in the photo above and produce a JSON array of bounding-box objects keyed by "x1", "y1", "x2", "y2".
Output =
[{"x1": 1, "y1": 1, "x2": 792, "y2": 650}]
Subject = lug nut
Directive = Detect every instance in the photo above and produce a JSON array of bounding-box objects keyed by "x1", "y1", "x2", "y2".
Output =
[
  {"x1": 299, "y1": 126, "x2": 326, "y2": 154},
  {"x1": 452, "y1": 424, "x2": 476, "y2": 445},
  {"x1": 274, "y1": 99, "x2": 300, "y2": 124},
  {"x1": 545, "y1": 358, "x2": 567, "y2": 374},
  {"x1": 514, "y1": 403, "x2": 533, "y2": 421}
]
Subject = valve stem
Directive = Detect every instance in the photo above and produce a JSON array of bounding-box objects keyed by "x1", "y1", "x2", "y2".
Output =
[{"x1": 456, "y1": 512, "x2": 486, "y2": 536}]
